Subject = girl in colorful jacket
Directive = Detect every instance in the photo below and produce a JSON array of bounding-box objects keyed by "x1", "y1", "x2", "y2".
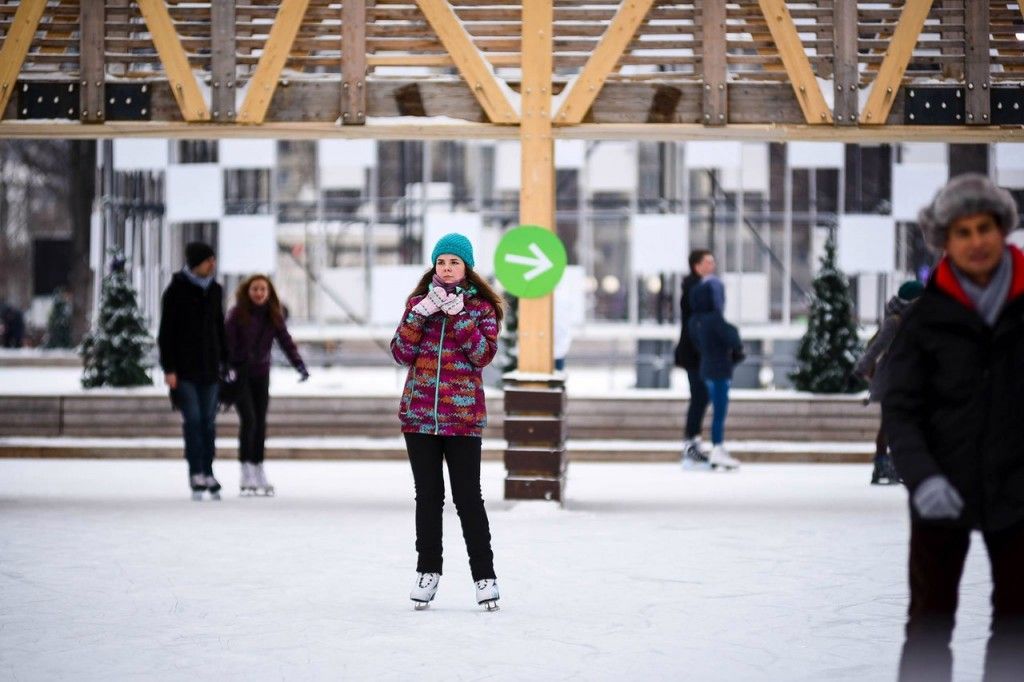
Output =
[{"x1": 390, "y1": 233, "x2": 504, "y2": 611}]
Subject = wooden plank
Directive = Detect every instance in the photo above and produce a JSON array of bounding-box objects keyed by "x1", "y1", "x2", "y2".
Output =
[
  {"x1": 211, "y1": 0, "x2": 237, "y2": 122},
  {"x1": 237, "y1": 0, "x2": 312, "y2": 125},
  {"x1": 341, "y1": 0, "x2": 367, "y2": 125},
  {"x1": 757, "y1": 0, "x2": 831, "y2": 124},
  {"x1": 964, "y1": 0, "x2": 991, "y2": 124},
  {"x1": 859, "y1": 0, "x2": 935, "y2": 125},
  {"x1": 554, "y1": 0, "x2": 657, "y2": 124},
  {"x1": 517, "y1": 0, "x2": 555, "y2": 374},
  {"x1": 0, "y1": 0, "x2": 47, "y2": 117},
  {"x1": 80, "y1": 0, "x2": 105, "y2": 123},
  {"x1": 701, "y1": 0, "x2": 727, "y2": 125},
  {"x1": 136, "y1": 0, "x2": 210, "y2": 122},
  {"x1": 413, "y1": 0, "x2": 518, "y2": 123},
  {"x1": 938, "y1": 0, "x2": 964, "y2": 80}
]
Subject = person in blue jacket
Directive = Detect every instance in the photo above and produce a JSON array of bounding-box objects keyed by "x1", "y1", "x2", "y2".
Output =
[{"x1": 688, "y1": 273, "x2": 744, "y2": 470}]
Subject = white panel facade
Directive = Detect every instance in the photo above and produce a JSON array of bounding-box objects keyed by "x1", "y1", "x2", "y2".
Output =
[
  {"x1": 892, "y1": 164, "x2": 947, "y2": 221},
  {"x1": 631, "y1": 214, "x2": 689, "y2": 275},
  {"x1": 219, "y1": 139, "x2": 276, "y2": 169},
  {"x1": 838, "y1": 215, "x2": 896, "y2": 273},
  {"x1": 788, "y1": 142, "x2": 844, "y2": 169},
  {"x1": 165, "y1": 165, "x2": 223, "y2": 222},
  {"x1": 995, "y1": 144, "x2": 1024, "y2": 188},
  {"x1": 721, "y1": 272, "x2": 770, "y2": 324},
  {"x1": 113, "y1": 139, "x2": 169, "y2": 171},
  {"x1": 218, "y1": 215, "x2": 277, "y2": 274},
  {"x1": 319, "y1": 139, "x2": 377, "y2": 168},
  {"x1": 900, "y1": 143, "x2": 946, "y2": 166},
  {"x1": 555, "y1": 140, "x2": 586, "y2": 169},
  {"x1": 685, "y1": 141, "x2": 742, "y2": 169},
  {"x1": 371, "y1": 265, "x2": 426, "y2": 326},
  {"x1": 422, "y1": 213, "x2": 483, "y2": 267},
  {"x1": 320, "y1": 165, "x2": 366, "y2": 190},
  {"x1": 318, "y1": 268, "x2": 367, "y2": 322},
  {"x1": 589, "y1": 142, "x2": 636, "y2": 192},
  {"x1": 495, "y1": 142, "x2": 521, "y2": 191}
]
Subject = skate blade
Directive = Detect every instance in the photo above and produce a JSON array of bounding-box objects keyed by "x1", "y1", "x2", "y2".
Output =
[
  {"x1": 208, "y1": 491, "x2": 222, "y2": 501},
  {"x1": 480, "y1": 600, "x2": 499, "y2": 612},
  {"x1": 412, "y1": 600, "x2": 432, "y2": 611},
  {"x1": 681, "y1": 460, "x2": 712, "y2": 471},
  {"x1": 191, "y1": 491, "x2": 204, "y2": 501}
]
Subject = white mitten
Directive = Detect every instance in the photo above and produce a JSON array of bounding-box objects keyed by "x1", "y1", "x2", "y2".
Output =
[
  {"x1": 440, "y1": 292, "x2": 465, "y2": 316},
  {"x1": 411, "y1": 287, "x2": 447, "y2": 317}
]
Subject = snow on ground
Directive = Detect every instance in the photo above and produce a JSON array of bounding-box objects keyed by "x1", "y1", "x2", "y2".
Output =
[{"x1": 0, "y1": 460, "x2": 993, "y2": 681}]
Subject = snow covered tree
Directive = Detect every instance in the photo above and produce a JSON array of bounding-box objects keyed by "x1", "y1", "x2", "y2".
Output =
[
  {"x1": 80, "y1": 253, "x2": 153, "y2": 387},
  {"x1": 790, "y1": 235, "x2": 864, "y2": 393},
  {"x1": 44, "y1": 289, "x2": 72, "y2": 349}
]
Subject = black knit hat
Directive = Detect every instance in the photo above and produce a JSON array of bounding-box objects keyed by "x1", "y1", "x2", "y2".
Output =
[{"x1": 185, "y1": 242, "x2": 216, "y2": 269}]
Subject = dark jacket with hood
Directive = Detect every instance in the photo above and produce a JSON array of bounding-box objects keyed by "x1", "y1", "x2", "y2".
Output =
[
  {"x1": 157, "y1": 271, "x2": 227, "y2": 384},
  {"x1": 688, "y1": 277, "x2": 743, "y2": 381},
  {"x1": 225, "y1": 305, "x2": 305, "y2": 378},
  {"x1": 855, "y1": 295, "x2": 914, "y2": 403},
  {"x1": 883, "y1": 245, "x2": 1024, "y2": 532},
  {"x1": 674, "y1": 272, "x2": 702, "y2": 369}
]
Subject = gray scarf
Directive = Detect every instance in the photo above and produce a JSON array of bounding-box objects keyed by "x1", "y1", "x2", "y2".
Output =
[
  {"x1": 182, "y1": 265, "x2": 214, "y2": 291},
  {"x1": 952, "y1": 248, "x2": 1012, "y2": 327}
]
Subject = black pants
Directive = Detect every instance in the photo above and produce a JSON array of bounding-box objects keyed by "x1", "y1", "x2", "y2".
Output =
[
  {"x1": 404, "y1": 433, "x2": 496, "y2": 581},
  {"x1": 684, "y1": 366, "x2": 710, "y2": 440},
  {"x1": 898, "y1": 520, "x2": 1024, "y2": 682},
  {"x1": 235, "y1": 373, "x2": 271, "y2": 464}
]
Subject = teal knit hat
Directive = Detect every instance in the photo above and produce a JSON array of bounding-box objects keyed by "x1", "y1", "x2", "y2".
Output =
[{"x1": 430, "y1": 233, "x2": 475, "y2": 268}]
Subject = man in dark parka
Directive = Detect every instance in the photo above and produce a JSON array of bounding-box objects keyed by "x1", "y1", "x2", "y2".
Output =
[{"x1": 883, "y1": 174, "x2": 1024, "y2": 682}]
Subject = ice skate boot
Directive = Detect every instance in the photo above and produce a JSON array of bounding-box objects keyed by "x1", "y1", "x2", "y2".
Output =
[
  {"x1": 410, "y1": 572, "x2": 440, "y2": 610},
  {"x1": 871, "y1": 452, "x2": 900, "y2": 485},
  {"x1": 240, "y1": 462, "x2": 258, "y2": 496},
  {"x1": 681, "y1": 438, "x2": 711, "y2": 471},
  {"x1": 709, "y1": 445, "x2": 740, "y2": 471},
  {"x1": 189, "y1": 473, "x2": 207, "y2": 501},
  {"x1": 205, "y1": 475, "x2": 222, "y2": 500},
  {"x1": 475, "y1": 579, "x2": 500, "y2": 611},
  {"x1": 254, "y1": 463, "x2": 275, "y2": 496}
]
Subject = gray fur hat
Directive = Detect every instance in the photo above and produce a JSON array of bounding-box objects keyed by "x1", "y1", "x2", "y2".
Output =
[{"x1": 918, "y1": 173, "x2": 1019, "y2": 254}]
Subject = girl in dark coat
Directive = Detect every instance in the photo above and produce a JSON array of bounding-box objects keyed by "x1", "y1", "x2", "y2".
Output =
[
  {"x1": 883, "y1": 174, "x2": 1024, "y2": 682},
  {"x1": 688, "y1": 275, "x2": 743, "y2": 470},
  {"x1": 225, "y1": 275, "x2": 308, "y2": 496}
]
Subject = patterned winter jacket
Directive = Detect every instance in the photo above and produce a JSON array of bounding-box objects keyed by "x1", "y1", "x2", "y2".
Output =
[{"x1": 390, "y1": 285, "x2": 500, "y2": 437}]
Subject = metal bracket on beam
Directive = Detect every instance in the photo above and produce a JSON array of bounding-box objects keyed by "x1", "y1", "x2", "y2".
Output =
[
  {"x1": 991, "y1": 88, "x2": 1024, "y2": 126},
  {"x1": 17, "y1": 83, "x2": 79, "y2": 120},
  {"x1": 904, "y1": 87, "x2": 964, "y2": 125},
  {"x1": 105, "y1": 83, "x2": 152, "y2": 121}
]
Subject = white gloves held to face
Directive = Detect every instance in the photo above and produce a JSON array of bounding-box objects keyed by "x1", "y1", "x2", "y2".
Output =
[{"x1": 412, "y1": 287, "x2": 464, "y2": 317}]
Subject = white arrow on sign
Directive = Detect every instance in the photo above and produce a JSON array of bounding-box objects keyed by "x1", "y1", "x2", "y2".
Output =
[{"x1": 504, "y1": 242, "x2": 553, "y2": 281}]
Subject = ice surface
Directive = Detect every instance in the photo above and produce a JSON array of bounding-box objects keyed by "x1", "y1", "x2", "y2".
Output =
[{"x1": 0, "y1": 460, "x2": 992, "y2": 681}]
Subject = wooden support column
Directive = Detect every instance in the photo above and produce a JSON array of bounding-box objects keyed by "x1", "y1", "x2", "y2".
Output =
[
  {"x1": 964, "y1": 0, "x2": 990, "y2": 125},
  {"x1": 80, "y1": 0, "x2": 105, "y2": 123},
  {"x1": 701, "y1": 0, "x2": 727, "y2": 126},
  {"x1": 860, "y1": 0, "x2": 934, "y2": 125},
  {"x1": 0, "y1": 0, "x2": 47, "y2": 117},
  {"x1": 832, "y1": 0, "x2": 858, "y2": 125},
  {"x1": 757, "y1": 0, "x2": 832, "y2": 124},
  {"x1": 505, "y1": 0, "x2": 564, "y2": 503},
  {"x1": 211, "y1": 0, "x2": 237, "y2": 122},
  {"x1": 341, "y1": 0, "x2": 367, "y2": 125}
]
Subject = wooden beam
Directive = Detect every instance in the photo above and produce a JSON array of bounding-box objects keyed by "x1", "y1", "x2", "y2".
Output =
[
  {"x1": 701, "y1": 0, "x2": 727, "y2": 126},
  {"x1": 136, "y1": 0, "x2": 210, "y2": 122},
  {"x1": 0, "y1": 0, "x2": 47, "y2": 118},
  {"x1": 939, "y1": 0, "x2": 964, "y2": 80},
  {"x1": 964, "y1": 0, "x2": 991, "y2": 125},
  {"x1": 341, "y1": 0, "x2": 367, "y2": 125},
  {"x1": 211, "y1": 0, "x2": 237, "y2": 122},
  {"x1": 518, "y1": 0, "x2": 554, "y2": 374},
  {"x1": 413, "y1": 0, "x2": 518, "y2": 124},
  {"x1": 237, "y1": 0, "x2": 312, "y2": 125},
  {"x1": 554, "y1": 0, "x2": 657, "y2": 125},
  {"x1": 757, "y1": 0, "x2": 831, "y2": 124},
  {"x1": 832, "y1": 0, "x2": 857, "y2": 125},
  {"x1": 860, "y1": 0, "x2": 934, "y2": 125},
  {"x1": 80, "y1": 0, "x2": 106, "y2": 123}
]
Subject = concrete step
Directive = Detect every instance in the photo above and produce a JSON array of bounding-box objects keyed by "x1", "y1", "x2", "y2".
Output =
[{"x1": 0, "y1": 436, "x2": 876, "y2": 463}]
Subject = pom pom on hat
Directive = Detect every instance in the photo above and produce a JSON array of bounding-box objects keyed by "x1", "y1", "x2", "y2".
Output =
[{"x1": 430, "y1": 233, "x2": 475, "y2": 268}]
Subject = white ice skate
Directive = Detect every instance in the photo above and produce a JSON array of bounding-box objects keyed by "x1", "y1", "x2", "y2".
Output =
[
  {"x1": 205, "y1": 475, "x2": 222, "y2": 500},
  {"x1": 708, "y1": 445, "x2": 740, "y2": 471},
  {"x1": 189, "y1": 474, "x2": 207, "y2": 501},
  {"x1": 411, "y1": 572, "x2": 440, "y2": 610},
  {"x1": 239, "y1": 462, "x2": 258, "y2": 496},
  {"x1": 253, "y1": 463, "x2": 275, "y2": 497},
  {"x1": 681, "y1": 438, "x2": 711, "y2": 471},
  {"x1": 475, "y1": 579, "x2": 500, "y2": 611}
]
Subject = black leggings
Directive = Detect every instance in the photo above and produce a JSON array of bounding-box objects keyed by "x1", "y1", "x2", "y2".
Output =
[
  {"x1": 235, "y1": 373, "x2": 270, "y2": 464},
  {"x1": 404, "y1": 433, "x2": 496, "y2": 581}
]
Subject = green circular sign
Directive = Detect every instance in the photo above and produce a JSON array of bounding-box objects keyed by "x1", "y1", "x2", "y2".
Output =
[{"x1": 493, "y1": 225, "x2": 568, "y2": 298}]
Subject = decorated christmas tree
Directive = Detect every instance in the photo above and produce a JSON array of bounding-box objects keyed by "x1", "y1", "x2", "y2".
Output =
[
  {"x1": 80, "y1": 253, "x2": 153, "y2": 387},
  {"x1": 44, "y1": 290, "x2": 73, "y2": 349},
  {"x1": 790, "y1": 234, "x2": 864, "y2": 393}
]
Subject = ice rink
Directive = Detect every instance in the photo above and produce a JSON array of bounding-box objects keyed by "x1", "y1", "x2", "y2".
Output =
[{"x1": 0, "y1": 459, "x2": 995, "y2": 681}]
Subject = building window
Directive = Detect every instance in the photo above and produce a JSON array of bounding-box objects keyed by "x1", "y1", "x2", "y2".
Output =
[
  {"x1": 225, "y1": 169, "x2": 272, "y2": 215},
  {"x1": 173, "y1": 140, "x2": 218, "y2": 164},
  {"x1": 323, "y1": 189, "x2": 362, "y2": 220},
  {"x1": 845, "y1": 144, "x2": 892, "y2": 214},
  {"x1": 171, "y1": 222, "x2": 218, "y2": 269}
]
